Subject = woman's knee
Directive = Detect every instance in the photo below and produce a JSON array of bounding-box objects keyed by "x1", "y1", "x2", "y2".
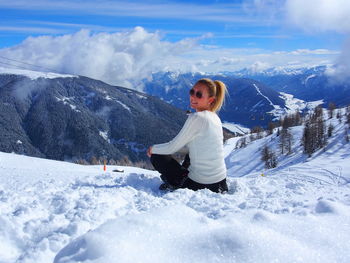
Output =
[{"x1": 150, "y1": 154, "x2": 167, "y2": 166}]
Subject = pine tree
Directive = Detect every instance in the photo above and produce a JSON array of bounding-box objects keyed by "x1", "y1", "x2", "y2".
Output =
[
  {"x1": 261, "y1": 145, "x2": 277, "y2": 169},
  {"x1": 280, "y1": 112, "x2": 302, "y2": 129},
  {"x1": 316, "y1": 117, "x2": 327, "y2": 148},
  {"x1": 336, "y1": 109, "x2": 342, "y2": 120},
  {"x1": 108, "y1": 159, "x2": 117, "y2": 165},
  {"x1": 280, "y1": 127, "x2": 293, "y2": 155},
  {"x1": 276, "y1": 128, "x2": 280, "y2": 137},
  {"x1": 294, "y1": 111, "x2": 302, "y2": 126},
  {"x1": 261, "y1": 145, "x2": 270, "y2": 163},
  {"x1": 90, "y1": 156, "x2": 100, "y2": 165},
  {"x1": 302, "y1": 106, "x2": 327, "y2": 156},
  {"x1": 328, "y1": 124, "x2": 334, "y2": 138},
  {"x1": 237, "y1": 137, "x2": 247, "y2": 149},
  {"x1": 267, "y1": 122, "x2": 275, "y2": 135},
  {"x1": 302, "y1": 121, "x2": 313, "y2": 157},
  {"x1": 328, "y1": 102, "x2": 336, "y2": 119},
  {"x1": 314, "y1": 106, "x2": 323, "y2": 118},
  {"x1": 251, "y1": 126, "x2": 264, "y2": 140}
]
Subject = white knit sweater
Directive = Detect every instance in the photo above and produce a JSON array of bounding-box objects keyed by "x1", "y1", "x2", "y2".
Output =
[{"x1": 152, "y1": 110, "x2": 227, "y2": 184}]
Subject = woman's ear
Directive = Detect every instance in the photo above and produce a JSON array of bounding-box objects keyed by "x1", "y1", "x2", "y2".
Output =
[{"x1": 209, "y1": 97, "x2": 215, "y2": 105}]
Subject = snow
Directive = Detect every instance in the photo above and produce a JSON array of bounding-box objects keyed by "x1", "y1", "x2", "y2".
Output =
[
  {"x1": 116, "y1": 100, "x2": 131, "y2": 112},
  {"x1": 280, "y1": 92, "x2": 324, "y2": 114},
  {"x1": 305, "y1": 99, "x2": 325, "y2": 112},
  {"x1": 253, "y1": 84, "x2": 275, "y2": 108},
  {"x1": 1, "y1": 111, "x2": 350, "y2": 263},
  {"x1": 0, "y1": 67, "x2": 76, "y2": 80},
  {"x1": 252, "y1": 83, "x2": 324, "y2": 120},
  {"x1": 231, "y1": 65, "x2": 329, "y2": 77},
  {"x1": 251, "y1": 86, "x2": 324, "y2": 120},
  {"x1": 136, "y1": 93, "x2": 147, "y2": 99},
  {"x1": 280, "y1": 92, "x2": 306, "y2": 112},
  {"x1": 222, "y1": 122, "x2": 250, "y2": 135},
  {"x1": 99, "y1": 131, "x2": 110, "y2": 143},
  {"x1": 102, "y1": 95, "x2": 132, "y2": 112},
  {"x1": 253, "y1": 83, "x2": 284, "y2": 118},
  {"x1": 55, "y1": 97, "x2": 81, "y2": 113},
  {"x1": 303, "y1": 74, "x2": 317, "y2": 85}
]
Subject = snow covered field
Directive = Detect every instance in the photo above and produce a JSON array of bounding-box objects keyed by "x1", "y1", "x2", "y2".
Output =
[{"x1": 1, "y1": 116, "x2": 350, "y2": 263}]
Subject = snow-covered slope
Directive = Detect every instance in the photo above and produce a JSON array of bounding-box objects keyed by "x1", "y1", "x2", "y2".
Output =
[
  {"x1": 222, "y1": 122, "x2": 250, "y2": 136},
  {"x1": 1, "y1": 112, "x2": 350, "y2": 263},
  {"x1": 0, "y1": 67, "x2": 76, "y2": 80}
]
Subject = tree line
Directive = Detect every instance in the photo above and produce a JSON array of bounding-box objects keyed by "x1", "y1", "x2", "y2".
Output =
[{"x1": 235, "y1": 103, "x2": 350, "y2": 169}]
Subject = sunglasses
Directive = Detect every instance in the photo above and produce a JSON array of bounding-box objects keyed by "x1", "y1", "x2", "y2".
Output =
[{"x1": 189, "y1": 89, "x2": 203, "y2": 99}]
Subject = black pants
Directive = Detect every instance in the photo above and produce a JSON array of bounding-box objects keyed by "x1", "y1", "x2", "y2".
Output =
[{"x1": 150, "y1": 154, "x2": 228, "y2": 193}]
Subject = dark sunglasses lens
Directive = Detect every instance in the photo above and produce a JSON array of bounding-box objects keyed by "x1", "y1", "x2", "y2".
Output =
[{"x1": 189, "y1": 89, "x2": 202, "y2": 98}]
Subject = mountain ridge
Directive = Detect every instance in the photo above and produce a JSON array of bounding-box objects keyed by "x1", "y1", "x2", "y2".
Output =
[
  {"x1": 143, "y1": 72, "x2": 303, "y2": 128},
  {"x1": 0, "y1": 71, "x2": 187, "y2": 163}
]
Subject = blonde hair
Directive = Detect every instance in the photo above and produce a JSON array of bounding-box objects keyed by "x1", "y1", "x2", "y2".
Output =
[{"x1": 195, "y1": 78, "x2": 227, "y2": 112}]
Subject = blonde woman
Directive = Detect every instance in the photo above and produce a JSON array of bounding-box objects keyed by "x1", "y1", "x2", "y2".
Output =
[{"x1": 147, "y1": 78, "x2": 228, "y2": 193}]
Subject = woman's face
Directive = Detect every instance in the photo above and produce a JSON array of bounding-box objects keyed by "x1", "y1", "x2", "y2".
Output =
[{"x1": 189, "y1": 83, "x2": 215, "y2": 112}]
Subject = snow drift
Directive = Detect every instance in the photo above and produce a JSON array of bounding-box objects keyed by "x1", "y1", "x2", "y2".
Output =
[{"x1": 1, "y1": 109, "x2": 350, "y2": 263}]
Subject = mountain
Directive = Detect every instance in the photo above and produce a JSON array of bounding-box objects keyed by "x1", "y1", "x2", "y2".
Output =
[
  {"x1": 230, "y1": 66, "x2": 350, "y2": 107},
  {"x1": 143, "y1": 72, "x2": 304, "y2": 128},
  {"x1": 0, "y1": 68, "x2": 187, "y2": 162}
]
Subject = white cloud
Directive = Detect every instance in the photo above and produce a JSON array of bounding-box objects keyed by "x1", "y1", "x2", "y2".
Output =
[
  {"x1": 0, "y1": 27, "x2": 205, "y2": 89},
  {"x1": 273, "y1": 49, "x2": 340, "y2": 56},
  {"x1": 248, "y1": 61, "x2": 270, "y2": 73},
  {"x1": 0, "y1": 27, "x2": 339, "y2": 89},
  {"x1": 290, "y1": 49, "x2": 340, "y2": 55},
  {"x1": 285, "y1": 0, "x2": 350, "y2": 33},
  {"x1": 248, "y1": 0, "x2": 350, "y2": 33},
  {"x1": 248, "y1": 0, "x2": 350, "y2": 82},
  {"x1": 325, "y1": 37, "x2": 350, "y2": 83},
  {"x1": 185, "y1": 46, "x2": 336, "y2": 73},
  {"x1": 211, "y1": 57, "x2": 243, "y2": 66},
  {"x1": 283, "y1": 0, "x2": 350, "y2": 82}
]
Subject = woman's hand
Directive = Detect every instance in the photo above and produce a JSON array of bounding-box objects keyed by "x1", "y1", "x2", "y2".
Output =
[{"x1": 147, "y1": 146, "x2": 153, "y2": 157}]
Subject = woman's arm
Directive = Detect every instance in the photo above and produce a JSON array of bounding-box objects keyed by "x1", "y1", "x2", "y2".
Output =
[{"x1": 151, "y1": 114, "x2": 205, "y2": 155}]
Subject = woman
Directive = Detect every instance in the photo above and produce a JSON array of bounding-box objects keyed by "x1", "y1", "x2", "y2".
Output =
[{"x1": 147, "y1": 78, "x2": 228, "y2": 193}]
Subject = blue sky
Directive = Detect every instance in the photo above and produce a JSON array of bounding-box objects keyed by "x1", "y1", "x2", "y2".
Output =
[
  {"x1": 0, "y1": 0, "x2": 349, "y2": 87},
  {"x1": 0, "y1": 0, "x2": 345, "y2": 49}
]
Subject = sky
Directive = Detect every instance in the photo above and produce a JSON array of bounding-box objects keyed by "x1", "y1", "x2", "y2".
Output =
[{"x1": 0, "y1": 0, "x2": 350, "y2": 88}]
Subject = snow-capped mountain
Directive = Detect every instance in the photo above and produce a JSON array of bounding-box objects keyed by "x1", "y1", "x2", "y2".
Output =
[
  {"x1": 230, "y1": 66, "x2": 350, "y2": 107},
  {"x1": 229, "y1": 65, "x2": 326, "y2": 77},
  {"x1": 0, "y1": 68, "x2": 187, "y2": 163},
  {"x1": 143, "y1": 71, "x2": 316, "y2": 128},
  {"x1": 1, "y1": 107, "x2": 349, "y2": 263}
]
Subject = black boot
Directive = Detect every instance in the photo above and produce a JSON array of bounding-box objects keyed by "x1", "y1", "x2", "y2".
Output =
[{"x1": 159, "y1": 173, "x2": 188, "y2": 191}]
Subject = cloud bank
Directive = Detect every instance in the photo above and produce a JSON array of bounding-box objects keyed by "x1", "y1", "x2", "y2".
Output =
[
  {"x1": 0, "y1": 27, "x2": 202, "y2": 89},
  {"x1": 326, "y1": 38, "x2": 350, "y2": 84},
  {"x1": 0, "y1": 26, "x2": 338, "y2": 89},
  {"x1": 284, "y1": 0, "x2": 350, "y2": 82},
  {"x1": 285, "y1": 0, "x2": 350, "y2": 33}
]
